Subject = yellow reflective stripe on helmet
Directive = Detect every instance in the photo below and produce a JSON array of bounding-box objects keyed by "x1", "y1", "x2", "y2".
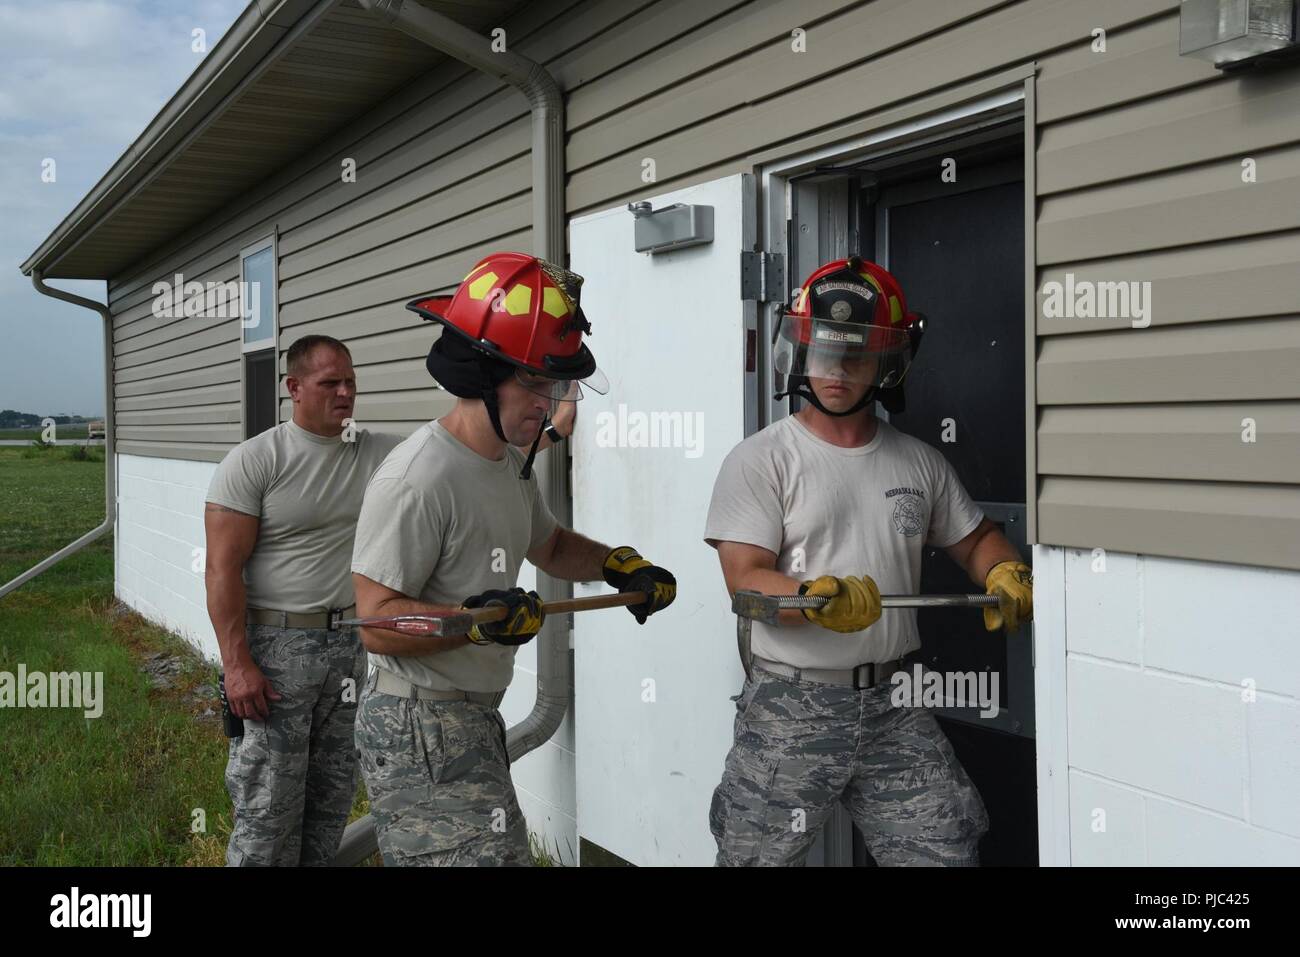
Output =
[
  {"x1": 464, "y1": 261, "x2": 494, "y2": 283},
  {"x1": 503, "y1": 283, "x2": 533, "y2": 316},
  {"x1": 889, "y1": 295, "x2": 903, "y2": 324},
  {"x1": 857, "y1": 270, "x2": 885, "y2": 295},
  {"x1": 542, "y1": 286, "x2": 571, "y2": 318},
  {"x1": 467, "y1": 271, "x2": 499, "y2": 300}
]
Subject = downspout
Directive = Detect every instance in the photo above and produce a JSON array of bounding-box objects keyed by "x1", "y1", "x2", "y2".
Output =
[
  {"x1": 0, "y1": 272, "x2": 115, "y2": 600},
  {"x1": 336, "y1": 0, "x2": 571, "y2": 866}
]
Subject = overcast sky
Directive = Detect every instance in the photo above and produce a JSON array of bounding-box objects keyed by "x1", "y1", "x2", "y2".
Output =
[{"x1": 0, "y1": 0, "x2": 245, "y2": 417}]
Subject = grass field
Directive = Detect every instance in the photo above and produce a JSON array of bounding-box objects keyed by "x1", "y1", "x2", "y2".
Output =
[
  {"x1": 0, "y1": 447, "x2": 383, "y2": 865},
  {"x1": 0, "y1": 445, "x2": 237, "y2": 864}
]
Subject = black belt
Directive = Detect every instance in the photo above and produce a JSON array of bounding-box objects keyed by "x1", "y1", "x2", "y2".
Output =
[
  {"x1": 246, "y1": 605, "x2": 356, "y2": 630},
  {"x1": 752, "y1": 655, "x2": 904, "y2": 689}
]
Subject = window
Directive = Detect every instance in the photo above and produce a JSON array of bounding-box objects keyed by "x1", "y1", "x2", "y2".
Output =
[{"x1": 240, "y1": 236, "x2": 278, "y2": 438}]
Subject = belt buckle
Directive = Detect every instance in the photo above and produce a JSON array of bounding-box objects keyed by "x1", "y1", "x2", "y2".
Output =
[
  {"x1": 853, "y1": 663, "x2": 875, "y2": 690},
  {"x1": 278, "y1": 609, "x2": 289, "y2": 629},
  {"x1": 328, "y1": 607, "x2": 343, "y2": 631}
]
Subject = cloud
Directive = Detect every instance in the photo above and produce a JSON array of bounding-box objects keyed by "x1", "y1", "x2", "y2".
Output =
[{"x1": 0, "y1": 0, "x2": 245, "y2": 414}]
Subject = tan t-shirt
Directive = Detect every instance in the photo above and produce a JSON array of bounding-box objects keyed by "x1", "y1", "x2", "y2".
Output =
[
  {"x1": 206, "y1": 421, "x2": 402, "y2": 614},
  {"x1": 704, "y1": 414, "x2": 983, "y2": 668},
  {"x1": 350, "y1": 420, "x2": 558, "y2": 693}
]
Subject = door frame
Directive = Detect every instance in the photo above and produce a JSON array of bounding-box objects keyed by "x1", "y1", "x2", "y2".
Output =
[
  {"x1": 749, "y1": 71, "x2": 1046, "y2": 866},
  {"x1": 756, "y1": 85, "x2": 1028, "y2": 435}
]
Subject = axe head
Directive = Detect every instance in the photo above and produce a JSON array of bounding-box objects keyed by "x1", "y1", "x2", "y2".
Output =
[
  {"x1": 335, "y1": 613, "x2": 475, "y2": 637},
  {"x1": 731, "y1": 590, "x2": 782, "y2": 626}
]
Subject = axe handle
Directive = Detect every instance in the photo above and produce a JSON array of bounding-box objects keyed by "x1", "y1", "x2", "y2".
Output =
[
  {"x1": 740, "y1": 593, "x2": 1000, "y2": 611},
  {"x1": 542, "y1": 591, "x2": 649, "y2": 615},
  {"x1": 340, "y1": 591, "x2": 650, "y2": 637},
  {"x1": 463, "y1": 590, "x2": 648, "y2": 621}
]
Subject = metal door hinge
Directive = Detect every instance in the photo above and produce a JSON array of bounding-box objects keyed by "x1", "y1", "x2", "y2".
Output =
[{"x1": 741, "y1": 251, "x2": 784, "y2": 303}]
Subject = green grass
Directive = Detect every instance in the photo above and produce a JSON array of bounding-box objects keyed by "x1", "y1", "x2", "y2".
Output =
[
  {"x1": 0, "y1": 594, "x2": 235, "y2": 865},
  {"x1": 0, "y1": 445, "x2": 109, "y2": 586},
  {"x1": 0, "y1": 447, "x2": 236, "y2": 865},
  {"x1": 0, "y1": 447, "x2": 379, "y2": 865}
]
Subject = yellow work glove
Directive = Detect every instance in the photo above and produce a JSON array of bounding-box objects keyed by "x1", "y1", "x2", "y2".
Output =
[
  {"x1": 462, "y1": 587, "x2": 545, "y2": 646},
  {"x1": 602, "y1": 546, "x2": 677, "y2": 625},
  {"x1": 984, "y1": 561, "x2": 1033, "y2": 633},
  {"x1": 799, "y1": 575, "x2": 882, "y2": 634}
]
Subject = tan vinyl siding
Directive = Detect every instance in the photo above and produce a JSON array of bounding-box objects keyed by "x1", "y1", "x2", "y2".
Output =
[
  {"x1": 1036, "y1": 316, "x2": 1300, "y2": 405},
  {"x1": 1033, "y1": 6, "x2": 1300, "y2": 569},
  {"x1": 104, "y1": 0, "x2": 1299, "y2": 569},
  {"x1": 1038, "y1": 404, "x2": 1300, "y2": 483},
  {"x1": 1038, "y1": 477, "x2": 1300, "y2": 570}
]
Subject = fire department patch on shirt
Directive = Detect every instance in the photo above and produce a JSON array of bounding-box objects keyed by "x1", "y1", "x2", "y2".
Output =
[{"x1": 886, "y1": 486, "x2": 927, "y2": 537}]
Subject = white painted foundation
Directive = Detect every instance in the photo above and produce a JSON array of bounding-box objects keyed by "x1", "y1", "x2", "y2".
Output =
[
  {"x1": 115, "y1": 453, "x2": 219, "y2": 659},
  {"x1": 1035, "y1": 544, "x2": 1300, "y2": 866}
]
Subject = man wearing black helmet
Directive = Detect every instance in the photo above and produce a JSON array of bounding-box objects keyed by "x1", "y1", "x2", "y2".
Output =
[
  {"x1": 705, "y1": 257, "x2": 1033, "y2": 866},
  {"x1": 350, "y1": 253, "x2": 677, "y2": 866}
]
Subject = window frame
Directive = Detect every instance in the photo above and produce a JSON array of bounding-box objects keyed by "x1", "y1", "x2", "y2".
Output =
[
  {"x1": 239, "y1": 234, "x2": 278, "y2": 354},
  {"x1": 238, "y1": 233, "x2": 279, "y2": 438}
]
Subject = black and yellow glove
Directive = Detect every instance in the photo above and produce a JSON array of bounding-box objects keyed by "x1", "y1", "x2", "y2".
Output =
[
  {"x1": 463, "y1": 587, "x2": 545, "y2": 646},
  {"x1": 799, "y1": 575, "x2": 882, "y2": 634},
  {"x1": 984, "y1": 560, "x2": 1033, "y2": 633},
  {"x1": 602, "y1": 546, "x2": 676, "y2": 625}
]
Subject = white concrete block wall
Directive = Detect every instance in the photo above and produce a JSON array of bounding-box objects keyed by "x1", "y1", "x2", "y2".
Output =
[
  {"x1": 1043, "y1": 545, "x2": 1300, "y2": 865},
  {"x1": 115, "y1": 453, "x2": 219, "y2": 659}
]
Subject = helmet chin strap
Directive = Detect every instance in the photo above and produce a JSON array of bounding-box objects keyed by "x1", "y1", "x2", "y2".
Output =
[
  {"x1": 484, "y1": 384, "x2": 547, "y2": 481},
  {"x1": 519, "y1": 414, "x2": 548, "y2": 480},
  {"x1": 776, "y1": 376, "x2": 878, "y2": 417},
  {"x1": 479, "y1": 355, "x2": 549, "y2": 480},
  {"x1": 477, "y1": 355, "x2": 510, "y2": 444}
]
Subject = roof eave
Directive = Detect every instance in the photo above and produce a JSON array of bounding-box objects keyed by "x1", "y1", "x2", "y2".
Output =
[{"x1": 20, "y1": 0, "x2": 335, "y2": 279}]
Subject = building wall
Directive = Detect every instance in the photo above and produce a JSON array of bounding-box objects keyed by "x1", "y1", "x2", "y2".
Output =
[
  {"x1": 103, "y1": 0, "x2": 1299, "y2": 566},
  {"x1": 1033, "y1": 7, "x2": 1300, "y2": 572},
  {"x1": 1036, "y1": 543, "x2": 1300, "y2": 865},
  {"x1": 115, "y1": 454, "x2": 219, "y2": 660}
]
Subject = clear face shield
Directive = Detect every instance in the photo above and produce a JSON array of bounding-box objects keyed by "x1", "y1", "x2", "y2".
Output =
[
  {"x1": 773, "y1": 313, "x2": 912, "y2": 389},
  {"x1": 513, "y1": 366, "x2": 610, "y2": 404}
]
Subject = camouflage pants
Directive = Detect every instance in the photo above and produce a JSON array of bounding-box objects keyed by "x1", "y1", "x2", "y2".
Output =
[
  {"x1": 710, "y1": 666, "x2": 989, "y2": 866},
  {"x1": 225, "y1": 624, "x2": 367, "y2": 866},
  {"x1": 355, "y1": 671, "x2": 530, "y2": 867}
]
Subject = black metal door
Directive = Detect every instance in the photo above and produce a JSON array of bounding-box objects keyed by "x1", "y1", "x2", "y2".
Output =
[{"x1": 872, "y1": 171, "x2": 1037, "y2": 867}]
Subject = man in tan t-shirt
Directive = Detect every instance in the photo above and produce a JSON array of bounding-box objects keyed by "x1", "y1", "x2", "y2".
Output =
[
  {"x1": 205, "y1": 333, "x2": 573, "y2": 866},
  {"x1": 205, "y1": 334, "x2": 397, "y2": 866},
  {"x1": 351, "y1": 252, "x2": 677, "y2": 866},
  {"x1": 704, "y1": 258, "x2": 1033, "y2": 866}
]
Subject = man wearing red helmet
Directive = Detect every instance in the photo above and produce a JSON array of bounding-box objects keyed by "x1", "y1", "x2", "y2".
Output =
[
  {"x1": 704, "y1": 257, "x2": 1033, "y2": 866},
  {"x1": 350, "y1": 253, "x2": 676, "y2": 866}
]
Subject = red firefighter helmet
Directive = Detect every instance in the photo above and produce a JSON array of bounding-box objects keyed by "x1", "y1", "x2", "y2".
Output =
[
  {"x1": 773, "y1": 256, "x2": 925, "y2": 415},
  {"x1": 408, "y1": 251, "x2": 606, "y2": 391}
]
